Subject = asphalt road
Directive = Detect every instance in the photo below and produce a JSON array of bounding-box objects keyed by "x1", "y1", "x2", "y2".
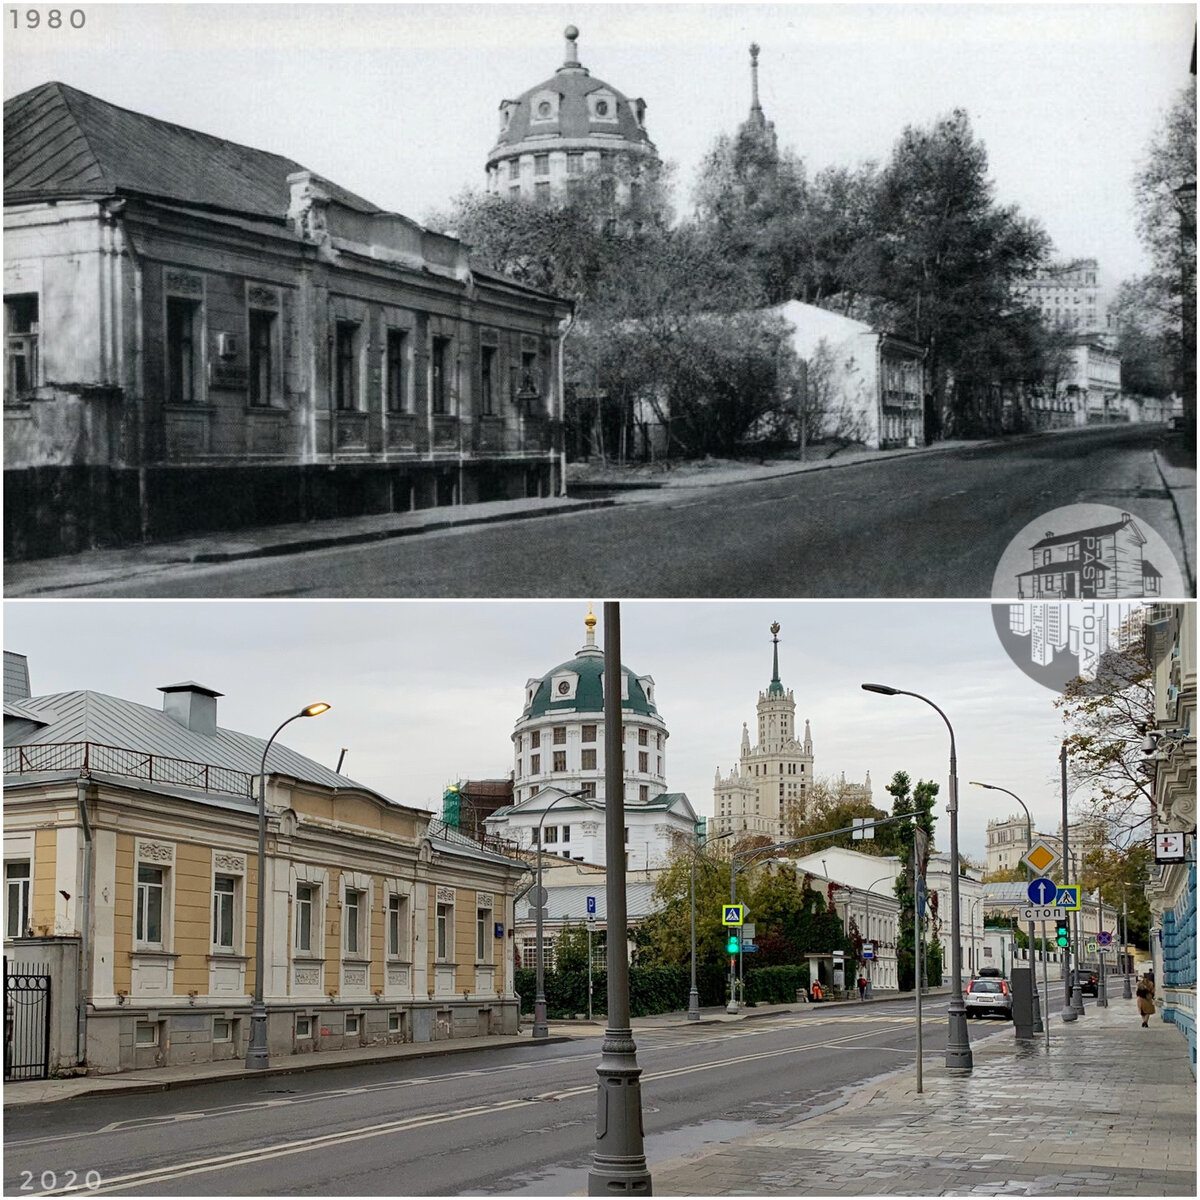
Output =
[
  {"x1": 51, "y1": 425, "x2": 1185, "y2": 598},
  {"x1": 4, "y1": 997, "x2": 1025, "y2": 1197}
]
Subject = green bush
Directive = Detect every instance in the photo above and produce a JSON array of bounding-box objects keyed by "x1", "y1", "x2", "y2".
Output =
[
  {"x1": 515, "y1": 961, "x2": 730, "y2": 1017},
  {"x1": 744, "y1": 964, "x2": 809, "y2": 1005}
]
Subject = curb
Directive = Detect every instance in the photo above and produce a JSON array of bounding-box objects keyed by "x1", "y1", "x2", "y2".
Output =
[
  {"x1": 1152, "y1": 448, "x2": 1197, "y2": 594},
  {"x1": 1, "y1": 1034, "x2": 573, "y2": 1110},
  {"x1": 190, "y1": 499, "x2": 617, "y2": 566}
]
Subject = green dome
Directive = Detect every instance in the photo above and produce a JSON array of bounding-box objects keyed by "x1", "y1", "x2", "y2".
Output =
[{"x1": 523, "y1": 647, "x2": 658, "y2": 719}]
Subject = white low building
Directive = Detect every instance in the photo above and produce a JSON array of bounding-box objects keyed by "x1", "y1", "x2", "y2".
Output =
[{"x1": 771, "y1": 300, "x2": 926, "y2": 450}]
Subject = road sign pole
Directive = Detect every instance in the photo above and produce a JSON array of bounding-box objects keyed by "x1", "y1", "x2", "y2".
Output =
[{"x1": 1041, "y1": 920, "x2": 1050, "y2": 1049}]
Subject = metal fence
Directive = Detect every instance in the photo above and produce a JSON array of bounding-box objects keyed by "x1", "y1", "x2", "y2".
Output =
[
  {"x1": 4, "y1": 958, "x2": 51, "y2": 1082},
  {"x1": 3, "y1": 742, "x2": 253, "y2": 798}
]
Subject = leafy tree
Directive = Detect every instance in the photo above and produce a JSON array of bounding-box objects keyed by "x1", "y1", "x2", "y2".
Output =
[
  {"x1": 782, "y1": 774, "x2": 889, "y2": 851},
  {"x1": 1114, "y1": 77, "x2": 1197, "y2": 406},
  {"x1": 878, "y1": 771, "x2": 940, "y2": 989},
  {"x1": 869, "y1": 109, "x2": 1052, "y2": 436},
  {"x1": 1055, "y1": 633, "x2": 1156, "y2": 850}
]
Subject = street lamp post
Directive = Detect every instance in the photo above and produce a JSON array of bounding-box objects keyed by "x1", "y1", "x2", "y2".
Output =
[
  {"x1": 246, "y1": 701, "x2": 330, "y2": 1071},
  {"x1": 862, "y1": 683, "x2": 971, "y2": 1072},
  {"x1": 533, "y1": 788, "x2": 589, "y2": 1040},
  {"x1": 588, "y1": 601, "x2": 650, "y2": 1194},
  {"x1": 1059, "y1": 744, "x2": 1084, "y2": 1019},
  {"x1": 689, "y1": 829, "x2": 735, "y2": 1021},
  {"x1": 969, "y1": 781, "x2": 1043, "y2": 1034}
]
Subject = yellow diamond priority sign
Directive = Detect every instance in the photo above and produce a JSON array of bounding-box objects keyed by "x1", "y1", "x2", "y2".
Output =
[{"x1": 1021, "y1": 840, "x2": 1061, "y2": 876}]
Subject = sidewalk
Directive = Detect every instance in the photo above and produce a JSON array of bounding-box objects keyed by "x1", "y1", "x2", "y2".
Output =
[{"x1": 653, "y1": 995, "x2": 1196, "y2": 1197}]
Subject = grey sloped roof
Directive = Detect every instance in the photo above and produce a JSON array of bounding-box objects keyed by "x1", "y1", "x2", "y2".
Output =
[
  {"x1": 4, "y1": 81, "x2": 380, "y2": 218},
  {"x1": 3, "y1": 688, "x2": 381, "y2": 800},
  {"x1": 426, "y1": 818, "x2": 524, "y2": 870},
  {"x1": 542, "y1": 881, "x2": 660, "y2": 923}
]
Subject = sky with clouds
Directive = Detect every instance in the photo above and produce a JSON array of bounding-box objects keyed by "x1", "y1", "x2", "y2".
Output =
[
  {"x1": 4, "y1": 2, "x2": 1193, "y2": 287},
  {"x1": 4, "y1": 598, "x2": 1101, "y2": 863}
]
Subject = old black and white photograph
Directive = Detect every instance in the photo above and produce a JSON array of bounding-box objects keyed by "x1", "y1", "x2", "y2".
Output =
[{"x1": 3, "y1": 2, "x2": 1195, "y2": 597}]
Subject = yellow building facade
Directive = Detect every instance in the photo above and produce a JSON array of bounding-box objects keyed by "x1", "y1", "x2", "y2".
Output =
[{"x1": 3, "y1": 667, "x2": 525, "y2": 1074}]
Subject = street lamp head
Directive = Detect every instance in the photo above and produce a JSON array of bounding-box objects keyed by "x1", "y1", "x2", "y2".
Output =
[
  {"x1": 968, "y1": 781, "x2": 994, "y2": 790},
  {"x1": 300, "y1": 702, "x2": 331, "y2": 718},
  {"x1": 861, "y1": 683, "x2": 899, "y2": 696}
]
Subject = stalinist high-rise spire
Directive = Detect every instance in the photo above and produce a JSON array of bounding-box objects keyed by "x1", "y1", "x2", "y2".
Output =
[
  {"x1": 740, "y1": 41, "x2": 777, "y2": 155},
  {"x1": 748, "y1": 42, "x2": 765, "y2": 129}
]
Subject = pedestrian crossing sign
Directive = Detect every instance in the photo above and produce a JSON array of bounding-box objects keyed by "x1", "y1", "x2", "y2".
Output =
[
  {"x1": 722, "y1": 904, "x2": 745, "y2": 926},
  {"x1": 1055, "y1": 886, "x2": 1081, "y2": 911}
]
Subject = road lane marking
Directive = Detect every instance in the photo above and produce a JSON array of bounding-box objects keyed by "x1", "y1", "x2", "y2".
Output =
[{"x1": 20, "y1": 1025, "x2": 917, "y2": 1195}]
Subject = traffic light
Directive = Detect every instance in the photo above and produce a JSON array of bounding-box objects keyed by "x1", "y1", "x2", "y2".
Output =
[
  {"x1": 726, "y1": 932, "x2": 740, "y2": 955},
  {"x1": 1055, "y1": 919, "x2": 1070, "y2": 949}
]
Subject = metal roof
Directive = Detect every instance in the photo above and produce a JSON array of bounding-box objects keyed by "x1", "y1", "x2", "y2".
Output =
[
  {"x1": 3, "y1": 687, "x2": 383, "y2": 800},
  {"x1": 539, "y1": 881, "x2": 661, "y2": 923},
  {"x1": 4, "y1": 81, "x2": 381, "y2": 218}
]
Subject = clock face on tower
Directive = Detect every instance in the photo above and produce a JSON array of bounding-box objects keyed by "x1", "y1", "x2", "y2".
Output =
[{"x1": 557, "y1": 681, "x2": 570, "y2": 695}]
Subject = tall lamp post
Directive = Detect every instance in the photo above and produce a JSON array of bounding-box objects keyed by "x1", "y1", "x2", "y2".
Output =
[
  {"x1": 588, "y1": 601, "x2": 650, "y2": 1194},
  {"x1": 246, "y1": 702, "x2": 330, "y2": 1070},
  {"x1": 969, "y1": 781, "x2": 1043, "y2": 1033},
  {"x1": 862, "y1": 683, "x2": 972, "y2": 1072},
  {"x1": 689, "y1": 829, "x2": 735, "y2": 1021},
  {"x1": 533, "y1": 788, "x2": 589, "y2": 1040}
]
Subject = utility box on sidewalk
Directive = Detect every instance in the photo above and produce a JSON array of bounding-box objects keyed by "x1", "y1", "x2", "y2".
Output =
[{"x1": 1011, "y1": 966, "x2": 1035, "y2": 1039}]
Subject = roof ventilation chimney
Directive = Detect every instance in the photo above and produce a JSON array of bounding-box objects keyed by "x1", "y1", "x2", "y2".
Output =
[
  {"x1": 159, "y1": 681, "x2": 223, "y2": 736},
  {"x1": 4, "y1": 651, "x2": 32, "y2": 702}
]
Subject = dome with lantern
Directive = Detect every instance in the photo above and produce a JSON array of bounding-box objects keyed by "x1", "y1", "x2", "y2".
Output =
[{"x1": 486, "y1": 26, "x2": 659, "y2": 199}]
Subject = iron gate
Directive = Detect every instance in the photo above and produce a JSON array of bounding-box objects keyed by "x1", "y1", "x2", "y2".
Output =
[{"x1": 4, "y1": 957, "x2": 51, "y2": 1081}]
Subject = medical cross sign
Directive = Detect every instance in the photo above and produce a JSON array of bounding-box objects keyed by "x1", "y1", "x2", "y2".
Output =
[{"x1": 722, "y1": 904, "x2": 745, "y2": 926}]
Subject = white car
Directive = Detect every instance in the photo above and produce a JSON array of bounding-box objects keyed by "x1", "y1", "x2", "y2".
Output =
[{"x1": 964, "y1": 976, "x2": 1013, "y2": 1019}]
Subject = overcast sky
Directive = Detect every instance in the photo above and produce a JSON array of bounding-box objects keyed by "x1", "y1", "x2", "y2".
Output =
[
  {"x1": 5, "y1": 599, "x2": 1101, "y2": 864},
  {"x1": 4, "y1": 3, "x2": 1193, "y2": 287}
]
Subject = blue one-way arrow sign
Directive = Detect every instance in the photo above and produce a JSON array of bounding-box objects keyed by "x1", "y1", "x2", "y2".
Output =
[{"x1": 1026, "y1": 877, "x2": 1057, "y2": 906}]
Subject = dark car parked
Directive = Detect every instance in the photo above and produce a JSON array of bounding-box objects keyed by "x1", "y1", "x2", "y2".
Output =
[{"x1": 1072, "y1": 970, "x2": 1099, "y2": 997}]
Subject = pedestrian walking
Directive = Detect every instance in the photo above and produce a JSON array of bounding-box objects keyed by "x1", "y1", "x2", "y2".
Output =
[
  {"x1": 811, "y1": 979, "x2": 823, "y2": 1002},
  {"x1": 1136, "y1": 973, "x2": 1156, "y2": 1027},
  {"x1": 857, "y1": 975, "x2": 867, "y2": 1001}
]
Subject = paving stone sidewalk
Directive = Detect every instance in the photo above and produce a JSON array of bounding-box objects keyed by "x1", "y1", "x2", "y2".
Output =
[{"x1": 651, "y1": 997, "x2": 1196, "y2": 1197}]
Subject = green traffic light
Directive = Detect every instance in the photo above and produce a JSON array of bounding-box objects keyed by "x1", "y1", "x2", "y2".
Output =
[{"x1": 726, "y1": 934, "x2": 740, "y2": 954}]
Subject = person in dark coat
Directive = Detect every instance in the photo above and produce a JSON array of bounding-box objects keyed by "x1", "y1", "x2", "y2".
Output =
[{"x1": 1136, "y1": 973, "x2": 1156, "y2": 1027}]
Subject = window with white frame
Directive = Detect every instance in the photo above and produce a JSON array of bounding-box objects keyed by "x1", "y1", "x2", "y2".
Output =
[
  {"x1": 344, "y1": 888, "x2": 363, "y2": 956},
  {"x1": 295, "y1": 882, "x2": 316, "y2": 953},
  {"x1": 212, "y1": 874, "x2": 237, "y2": 950},
  {"x1": 436, "y1": 900, "x2": 453, "y2": 961},
  {"x1": 5, "y1": 860, "x2": 31, "y2": 939},
  {"x1": 212, "y1": 1018, "x2": 232, "y2": 1042},
  {"x1": 476, "y1": 902, "x2": 493, "y2": 963},
  {"x1": 346, "y1": 1014, "x2": 361, "y2": 1036},
  {"x1": 296, "y1": 1015, "x2": 312, "y2": 1038},
  {"x1": 387, "y1": 892, "x2": 408, "y2": 958},
  {"x1": 136, "y1": 864, "x2": 166, "y2": 947}
]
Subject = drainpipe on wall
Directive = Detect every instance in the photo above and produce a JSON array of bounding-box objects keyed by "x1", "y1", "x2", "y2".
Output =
[
  {"x1": 556, "y1": 308, "x2": 576, "y2": 496},
  {"x1": 75, "y1": 774, "x2": 93, "y2": 1068}
]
